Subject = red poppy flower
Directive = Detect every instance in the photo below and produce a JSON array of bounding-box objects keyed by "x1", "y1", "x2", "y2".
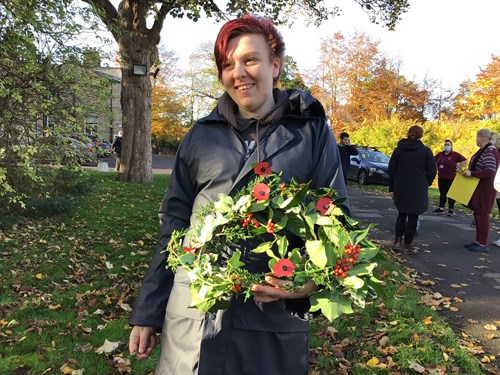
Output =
[
  {"x1": 183, "y1": 246, "x2": 198, "y2": 253},
  {"x1": 253, "y1": 183, "x2": 271, "y2": 201},
  {"x1": 254, "y1": 162, "x2": 272, "y2": 176},
  {"x1": 316, "y1": 197, "x2": 334, "y2": 215},
  {"x1": 273, "y1": 258, "x2": 295, "y2": 278}
]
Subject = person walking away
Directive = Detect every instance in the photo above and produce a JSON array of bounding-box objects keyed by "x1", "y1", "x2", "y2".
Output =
[
  {"x1": 112, "y1": 130, "x2": 123, "y2": 171},
  {"x1": 337, "y1": 132, "x2": 359, "y2": 184},
  {"x1": 433, "y1": 140, "x2": 467, "y2": 216},
  {"x1": 388, "y1": 125, "x2": 437, "y2": 254},
  {"x1": 127, "y1": 14, "x2": 348, "y2": 375},
  {"x1": 463, "y1": 128, "x2": 500, "y2": 252}
]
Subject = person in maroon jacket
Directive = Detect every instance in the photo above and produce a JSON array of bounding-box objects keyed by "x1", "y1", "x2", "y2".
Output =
[
  {"x1": 433, "y1": 140, "x2": 467, "y2": 216},
  {"x1": 463, "y1": 128, "x2": 500, "y2": 252}
]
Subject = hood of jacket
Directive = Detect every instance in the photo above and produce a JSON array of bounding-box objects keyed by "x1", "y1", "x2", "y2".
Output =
[
  {"x1": 198, "y1": 88, "x2": 326, "y2": 127},
  {"x1": 397, "y1": 138, "x2": 424, "y2": 151}
]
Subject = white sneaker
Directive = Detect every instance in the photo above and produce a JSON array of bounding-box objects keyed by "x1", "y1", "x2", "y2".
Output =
[{"x1": 492, "y1": 239, "x2": 500, "y2": 247}]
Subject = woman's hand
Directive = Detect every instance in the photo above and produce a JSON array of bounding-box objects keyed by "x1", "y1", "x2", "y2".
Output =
[
  {"x1": 251, "y1": 276, "x2": 318, "y2": 303},
  {"x1": 129, "y1": 326, "x2": 159, "y2": 360},
  {"x1": 465, "y1": 169, "x2": 472, "y2": 177}
]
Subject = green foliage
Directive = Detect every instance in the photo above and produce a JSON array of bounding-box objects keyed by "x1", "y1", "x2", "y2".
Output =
[
  {"x1": 349, "y1": 117, "x2": 500, "y2": 160},
  {"x1": 0, "y1": 168, "x2": 95, "y2": 227},
  {"x1": 0, "y1": 1, "x2": 112, "y2": 210}
]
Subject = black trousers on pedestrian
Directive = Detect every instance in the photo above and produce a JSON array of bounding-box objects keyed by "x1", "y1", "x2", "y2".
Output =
[
  {"x1": 438, "y1": 177, "x2": 455, "y2": 209},
  {"x1": 395, "y1": 213, "x2": 418, "y2": 244}
]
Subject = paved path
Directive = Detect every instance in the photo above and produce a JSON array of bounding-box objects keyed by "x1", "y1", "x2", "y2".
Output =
[{"x1": 347, "y1": 184, "x2": 500, "y2": 369}]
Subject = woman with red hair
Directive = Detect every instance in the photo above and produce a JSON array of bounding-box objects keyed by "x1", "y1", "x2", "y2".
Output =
[{"x1": 128, "y1": 14, "x2": 347, "y2": 374}]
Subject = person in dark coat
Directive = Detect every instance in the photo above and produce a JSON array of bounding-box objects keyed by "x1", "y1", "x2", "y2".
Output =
[
  {"x1": 433, "y1": 140, "x2": 467, "y2": 216},
  {"x1": 127, "y1": 14, "x2": 348, "y2": 375},
  {"x1": 337, "y1": 132, "x2": 359, "y2": 184},
  {"x1": 388, "y1": 125, "x2": 437, "y2": 254},
  {"x1": 463, "y1": 128, "x2": 500, "y2": 252},
  {"x1": 111, "y1": 130, "x2": 123, "y2": 171}
]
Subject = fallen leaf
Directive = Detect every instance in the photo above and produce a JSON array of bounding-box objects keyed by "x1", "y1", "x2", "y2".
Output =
[
  {"x1": 379, "y1": 336, "x2": 389, "y2": 347},
  {"x1": 36, "y1": 273, "x2": 44, "y2": 280},
  {"x1": 366, "y1": 357, "x2": 379, "y2": 366},
  {"x1": 423, "y1": 316, "x2": 433, "y2": 325},
  {"x1": 95, "y1": 339, "x2": 121, "y2": 354},
  {"x1": 408, "y1": 360, "x2": 426, "y2": 373},
  {"x1": 480, "y1": 355, "x2": 491, "y2": 363},
  {"x1": 326, "y1": 326, "x2": 337, "y2": 339},
  {"x1": 483, "y1": 324, "x2": 497, "y2": 331},
  {"x1": 119, "y1": 302, "x2": 132, "y2": 312}
]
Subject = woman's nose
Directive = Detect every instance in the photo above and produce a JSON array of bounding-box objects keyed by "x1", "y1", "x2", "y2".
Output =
[{"x1": 232, "y1": 62, "x2": 247, "y2": 79}]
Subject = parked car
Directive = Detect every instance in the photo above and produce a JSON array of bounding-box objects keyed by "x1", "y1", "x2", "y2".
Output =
[
  {"x1": 71, "y1": 133, "x2": 112, "y2": 157},
  {"x1": 99, "y1": 140, "x2": 113, "y2": 156},
  {"x1": 63, "y1": 137, "x2": 98, "y2": 166},
  {"x1": 347, "y1": 146, "x2": 390, "y2": 185}
]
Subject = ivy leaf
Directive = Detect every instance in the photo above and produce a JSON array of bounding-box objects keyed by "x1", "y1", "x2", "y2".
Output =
[
  {"x1": 227, "y1": 251, "x2": 245, "y2": 269},
  {"x1": 306, "y1": 240, "x2": 327, "y2": 268},
  {"x1": 309, "y1": 290, "x2": 354, "y2": 322},
  {"x1": 251, "y1": 242, "x2": 276, "y2": 260}
]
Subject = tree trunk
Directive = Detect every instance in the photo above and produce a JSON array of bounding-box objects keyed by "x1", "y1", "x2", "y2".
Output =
[{"x1": 118, "y1": 43, "x2": 154, "y2": 183}]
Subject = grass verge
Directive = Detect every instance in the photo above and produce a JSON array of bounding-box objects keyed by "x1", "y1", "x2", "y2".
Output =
[{"x1": 0, "y1": 172, "x2": 495, "y2": 374}]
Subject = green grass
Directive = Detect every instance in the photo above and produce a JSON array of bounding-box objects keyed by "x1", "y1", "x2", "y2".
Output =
[{"x1": 0, "y1": 172, "x2": 492, "y2": 374}]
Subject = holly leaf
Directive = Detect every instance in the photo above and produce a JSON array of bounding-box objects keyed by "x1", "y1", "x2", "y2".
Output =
[
  {"x1": 342, "y1": 275, "x2": 365, "y2": 289},
  {"x1": 277, "y1": 235, "x2": 289, "y2": 258}
]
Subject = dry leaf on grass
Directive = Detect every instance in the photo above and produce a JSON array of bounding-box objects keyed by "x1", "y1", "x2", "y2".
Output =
[{"x1": 95, "y1": 339, "x2": 120, "y2": 354}]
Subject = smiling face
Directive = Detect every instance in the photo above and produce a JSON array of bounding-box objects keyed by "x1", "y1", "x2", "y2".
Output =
[{"x1": 221, "y1": 34, "x2": 280, "y2": 119}]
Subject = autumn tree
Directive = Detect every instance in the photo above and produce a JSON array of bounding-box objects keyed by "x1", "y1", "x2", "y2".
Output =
[
  {"x1": 82, "y1": 0, "x2": 410, "y2": 183},
  {"x1": 151, "y1": 48, "x2": 188, "y2": 154},
  {"x1": 453, "y1": 54, "x2": 500, "y2": 120},
  {"x1": 307, "y1": 31, "x2": 427, "y2": 134}
]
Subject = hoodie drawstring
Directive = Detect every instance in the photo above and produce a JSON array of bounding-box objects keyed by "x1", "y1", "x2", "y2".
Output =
[{"x1": 255, "y1": 119, "x2": 261, "y2": 164}]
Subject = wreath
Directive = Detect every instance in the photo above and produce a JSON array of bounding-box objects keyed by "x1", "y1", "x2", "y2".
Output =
[{"x1": 165, "y1": 162, "x2": 381, "y2": 322}]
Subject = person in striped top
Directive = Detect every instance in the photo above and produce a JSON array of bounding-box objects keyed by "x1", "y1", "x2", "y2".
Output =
[{"x1": 463, "y1": 128, "x2": 500, "y2": 252}]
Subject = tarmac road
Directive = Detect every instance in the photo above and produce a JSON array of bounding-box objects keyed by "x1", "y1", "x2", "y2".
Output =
[{"x1": 347, "y1": 183, "x2": 500, "y2": 371}]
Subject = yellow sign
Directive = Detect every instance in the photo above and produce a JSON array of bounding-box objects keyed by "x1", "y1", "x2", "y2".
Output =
[{"x1": 447, "y1": 173, "x2": 480, "y2": 205}]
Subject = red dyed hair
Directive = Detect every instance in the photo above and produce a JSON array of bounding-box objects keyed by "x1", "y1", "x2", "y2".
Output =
[{"x1": 214, "y1": 13, "x2": 285, "y2": 86}]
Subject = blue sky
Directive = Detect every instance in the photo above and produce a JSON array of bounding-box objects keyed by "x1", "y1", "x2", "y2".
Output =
[{"x1": 159, "y1": 0, "x2": 500, "y2": 90}]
